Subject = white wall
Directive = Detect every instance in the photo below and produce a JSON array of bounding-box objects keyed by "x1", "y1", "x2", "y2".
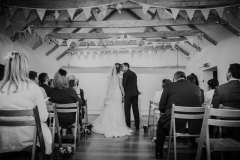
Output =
[{"x1": 186, "y1": 36, "x2": 240, "y2": 91}]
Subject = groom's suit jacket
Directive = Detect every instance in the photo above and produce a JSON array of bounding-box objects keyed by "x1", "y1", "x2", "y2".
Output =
[{"x1": 123, "y1": 69, "x2": 139, "y2": 97}]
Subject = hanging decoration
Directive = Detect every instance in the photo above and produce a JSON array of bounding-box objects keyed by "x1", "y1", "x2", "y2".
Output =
[
  {"x1": 83, "y1": 7, "x2": 92, "y2": 19},
  {"x1": 54, "y1": 10, "x2": 60, "y2": 19},
  {"x1": 170, "y1": 8, "x2": 180, "y2": 20},
  {"x1": 115, "y1": 3, "x2": 122, "y2": 14},
  {"x1": 99, "y1": 5, "x2": 108, "y2": 16},
  {"x1": 77, "y1": 52, "x2": 81, "y2": 60},
  {"x1": 141, "y1": 3, "x2": 150, "y2": 15},
  {"x1": 188, "y1": 39, "x2": 194, "y2": 45},
  {"x1": 170, "y1": 42, "x2": 176, "y2": 49},
  {"x1": 67, "y1": 8, "x2": 76, "y2": 20},
  {"x1": 186, "y1": 9, "x2": 195, "y2": 20},
  {"x1": 23, "y1": 9, "x2": 31, "y2": 19},
  {"x1": 36, "y1": 9, "x2": 46, "y2": 21},
  {"x1": 157, "y1": 8, "x2": 165, "y2": 18},
  {"x1": 215, "y1": 7, "x2": 225, "y2": 18},
  {"x1": 6, "y1": 17, "x2": 11, "y2": 28},
  {"x1": 201, "y1": 9, "x2": 210, "y2": 20},
  {"x1": 9, "y1": 6, "x2": 17, "y2": 17}
]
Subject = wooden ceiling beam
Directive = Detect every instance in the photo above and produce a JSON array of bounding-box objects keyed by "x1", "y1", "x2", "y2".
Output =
[
  {"x1": 222, "y1": 23, "x2": 240, "y2": 36},
  {"x1": 5, "y1": 0, "x2": 240, "y2": 9},
  {"x1": 48, "y1": 30, "x2": 201, "y2": 39},
  {"x1": 34, "y1": 18, "x2": 222, "y2": 28},
  {"x1": 56, "y1": 10, "x2": 117, "y2": 60}
]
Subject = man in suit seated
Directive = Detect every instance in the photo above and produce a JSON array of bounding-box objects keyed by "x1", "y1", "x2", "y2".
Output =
[
  {"x1": 212, "y1": 63, "x2": 240, "y2": 141},
  {"x1": 155, "y1": 71, "x2": 202, "y2": 159}
]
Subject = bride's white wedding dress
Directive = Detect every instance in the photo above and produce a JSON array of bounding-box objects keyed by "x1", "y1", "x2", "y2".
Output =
[{"x1": 92, "y1": 66, "x2": 133, "y2": 138}]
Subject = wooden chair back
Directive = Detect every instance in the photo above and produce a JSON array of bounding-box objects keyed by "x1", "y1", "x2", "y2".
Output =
[
  {"x1": 54, "y1": 103, "x2": 80, "y2": 151},
  {"x1": 168, "y1": 104, "x2": 205, "y2": 160},
  {"x1": 196, "y1": 105, "x2": 240, "y2": 160},
  {"x1": 0, "y1": 106, "x2": 46, "y2": 160}
]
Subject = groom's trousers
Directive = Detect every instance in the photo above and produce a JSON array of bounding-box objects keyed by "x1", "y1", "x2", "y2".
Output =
[{"x1": 124, "y1": 95, "x2": 140, "y2": 129}]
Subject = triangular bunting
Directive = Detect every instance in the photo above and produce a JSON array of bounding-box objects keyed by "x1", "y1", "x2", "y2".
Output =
[
  {"x1": 12, "y1": 28, "x2": 16, "y2": 37},
  {"x1": 56, "y1": 39, "x2": 64, "y2": 46},
  {"x1": 136, "y1": 39, "x2": 141, "y2": 45},
  {"x1": 9, "y1": 6, "x2": 17, "y2": 17},
  {"x1": 92, "y1": 40, "x2": 99, "y2": 46},
  {"x1": 157, "y1": 8, "x2": 165, "y2": 18},
  {"x1": 77, "y1": 52, "x2": 81, "y2": 60},
  {"x1": 27, "y1": 26, "x2": 32, "y2": 35},
  {"x1": 152, "y1": 42, "x2": 157, "y2": 49},
  {"x1": 215, "y1": 7, "x2": 225, "y2": 18},
  {"x1": 23, "y1": 9, "x2": 31, "y2": 19},
  {"x1": 138, "y1": 50, "x2": 143, "y2": 58},
  {"x1": 102, "y1": 39, "x2": 107, "y2": 46},
  {"x1": 67, "y1": 9, "x2": 76, "y2": 20},
  {"x1": 201, "y1": 9, "x2": 210, "y2": 20},
  {"x1": 188, "y1": 39, "x2": 194, "y2": 45},
  {"x1": 54, "y1": 10, "x2": 60, "y2": 19},
  {"x1": 36, "y1": 9, "x2": 46, "y2": 21},
  {"x1": 141, "y1": 4, "x2": 150, "y2": 15},
  {"x1": 130, "y1": 52, "x2": 135, "y2": 58},
  {"x1": 99, "y1": 5, "x2": 108, "y2": 16},
  {"x1": 128, "y1": 49, "x2": 133, "y2": 53},
  {"x1": 170, "y1": 8, "x2": 180, "y2": 20},
  {"x1": 186, "y1": 9, "x2": 195, "y2": 20},
  {"x1": 92, "y1": 53, "x2": 97, "y2": 60},
  {"x1": 66, "y1": 40, "x2": 71, "y2": 47},
  {"x1": 83, "y1": 7, "x2": 92, "y2": 19},
  {"x1": 111, "y1": 37, "x2": 116, "y2": 44},
  {"x1": 6, "y1": 17, "x2": 11, "y2": 28},
  {"x1": 170, "y1": 42, "x2": 177, "y2": 49}
]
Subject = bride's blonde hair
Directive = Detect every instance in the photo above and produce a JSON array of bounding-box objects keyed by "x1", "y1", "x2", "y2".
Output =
[{"x1": 0, "y1": 52, "x2": 31, "y2": 94}]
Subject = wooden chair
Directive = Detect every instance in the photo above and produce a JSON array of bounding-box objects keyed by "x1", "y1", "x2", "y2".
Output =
[
  {"x1": 54, "y1": 103, "x2": 80, "y2": 151},
  {"x1": 148, "y1": 100, "x2": 161, "y2": 135},
  {"x1": 167, "y1": 104, "x2": 206, "y2": 160},
  {"x1": 0, "y1": 106, "x2": 46, "y2": 160},
  {"x1": 196, "y1": 105, "x2": 240, "y2": 160}
]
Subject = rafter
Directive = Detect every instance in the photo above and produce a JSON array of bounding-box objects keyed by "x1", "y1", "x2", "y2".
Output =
[
  {"x1": 5, "y1": 0, "x2": 240, "y2": 9},
  {"x1": 35, "y1": 18, "x2": 222, "y2": 28},
  {"x1": 56, "y1": 10, "x2": 117, "y2": 61},
  {"x1": 48, "y1": 30, "x2": 201, "y2": 39}
]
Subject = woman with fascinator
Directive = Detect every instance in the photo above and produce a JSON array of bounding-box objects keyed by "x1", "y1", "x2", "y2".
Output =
[{"x1": 92, "y1": 63, "x2": 133, "y2": 138}]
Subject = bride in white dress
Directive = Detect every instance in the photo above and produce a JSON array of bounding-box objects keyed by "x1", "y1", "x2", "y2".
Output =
[{"x1": 92, "y1": 63, "x2": 133, "y2": 138}]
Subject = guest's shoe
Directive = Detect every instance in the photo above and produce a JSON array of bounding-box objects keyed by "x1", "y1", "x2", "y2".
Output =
[{"x1": 155, "y1": 151, "x2": 163, "y2": 159}]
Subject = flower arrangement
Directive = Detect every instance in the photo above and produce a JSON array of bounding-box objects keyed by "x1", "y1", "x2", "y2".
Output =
[
  {"x1": 141, "y1": 124, "x2": 150, "y2": 131},
  {"x1": 81, "y1": 122, "x2": 93, "y2": 138},
  {"x1": 84, "y1": 122, "x2": 93, "y2": 131},
  {"x1": 59, "y1": 146, "x2": 74, "y2": 160}
]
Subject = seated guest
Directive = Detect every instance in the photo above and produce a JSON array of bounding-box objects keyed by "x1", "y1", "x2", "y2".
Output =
[
  {"x1": 187, "y1": 74, "x2": 204, "y2": 103},
  {"x1": 153, "y1": 79, "x2": 171, "y2": 104},
  {"x1": 0, "y1": 64, "x2": 4, "y2": 82},
  {"x1": 0, "y1": 52, "x2": 52, "y2": 155},
  {"x1": 48, "y1": 79, "x2": 54, "y2": 88},
  {"x1": 155, "y1": 71, "x2": 202, "y2": 159},
  {"x1": 212, "y1": 63, "x2": 240, "y2": 141},
  {"x1": 203, "y1": 79, "x2": 219, "y2": 105},
  {"x1": 29, "y1": 71, "x2": 47, "y2": 99},
  {"x1": 39, "y1": 72, "x2": 52, "y2": 97},
  {"x1": 49, "y1": 69, "x2": 82, "y2": 128}
]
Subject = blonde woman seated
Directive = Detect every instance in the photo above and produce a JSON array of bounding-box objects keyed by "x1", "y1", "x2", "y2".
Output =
[
  {"x1": 0, "y1": 52, "x2": 52, "y2": 156},
  {"x1": 49, "y1": 69, "x2": 82, "y2": 129}
]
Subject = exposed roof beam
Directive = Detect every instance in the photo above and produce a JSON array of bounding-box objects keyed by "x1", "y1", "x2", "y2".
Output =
[
  {"x1": 187, "y1": 25, "x2": 217, "y2": 46},
  {"x1": 56, "y1": 10, "x2": 117, "y2": 61},
  {"x1": 166, "y1": 26, "x2": 202, "y2": 52},
  {"x1": 222, "y1": 23, "x2": 240, "y2": 36},
  {"x1": 48, "y1": 30, "x2": 201, "y2": 39},
  {"x1": 35, "y1": 18, "x2": 222, "y2": 28},
  {"x1": 5, "y1": 0, "x2": 240, "y2": 9}
]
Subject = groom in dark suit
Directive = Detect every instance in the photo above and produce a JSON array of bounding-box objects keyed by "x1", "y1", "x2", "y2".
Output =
[{"x1": 122, "y1": 63, "x2": 140, "y2": 130}]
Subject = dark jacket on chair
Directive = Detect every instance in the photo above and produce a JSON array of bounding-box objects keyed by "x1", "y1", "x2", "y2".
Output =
[
  {"x1": 159, "y1": 79, "x2": 202, "y2": 134},
  {"x1": 212, "y1": 80, "x2": 240, "y2": 109}
]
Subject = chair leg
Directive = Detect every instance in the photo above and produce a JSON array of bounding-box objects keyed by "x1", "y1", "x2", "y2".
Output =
[{"x1": 167, "y1": 129, "x2": 172, "y2": 160}]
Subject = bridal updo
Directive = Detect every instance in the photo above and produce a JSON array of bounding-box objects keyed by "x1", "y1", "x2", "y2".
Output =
[{"x1": 115, "y1": 63, "x2": 121, "y2": 74}]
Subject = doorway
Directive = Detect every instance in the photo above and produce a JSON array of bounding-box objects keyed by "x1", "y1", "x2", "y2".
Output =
[{"x1": 202, "y1": 66, "x2": 218, "y2": 91}]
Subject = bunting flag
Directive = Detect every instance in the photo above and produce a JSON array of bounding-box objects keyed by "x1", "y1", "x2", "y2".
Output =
[
  {"x1": 188, "y1": 39, "x2": 194, "y2": 45},
  {"x1": 201, "y1": 9, "x2": 210, "y2": 20},
  {"x1": 111, "y1": 37, "x2": 116, "y2": 44},
  {"x1": 215, "y1": 7, "x2": 225, "y2": 18},
  {"x1": 67, "y1": 9, "x2": 76, "y2": 20},
  {"x1": 128, "y1": 49, "x2": 133, "y2": 53},
  {"x1": 136, "y1": 39, "x2": 141, "y2": 45},
  {"x1": 56, "y1": 39, "x2": 64, "y2": 46},
  {"x1": 23, "y1": 9, "x2": 31, "y2": 19},
  {"x1": 92, "y1": 40, "x2": 99, "y2": 46},
  {"x1": 197, "y1": 35, "x2": 203, "y2": 41},
  {"x1": 115, "y1": 3, "x2": 122, "y2": 14},
  {"x1": 171, "y1": 8, "x2": 180, "y2": 20},
  {"x1": 6, "y1": 17, "x2": 11, "y2": 28},
  {"x1": 92, "y1": 53, "x2": 97, "y2": 60},
  {"x1": 170, "y1": 42, "x2": 177, "y2": 49},
  {"x1": 157, "y1": 8, "x2": 165, "y2": 18},
  {"x1": 77, "y1": 52, "x2": 81, "y2": 60},
  {"x1": 102, "y1": 39, "x2": 107, "y2": 46},
  {"x1": 99, "y1": 5, "x2": 108, "y2": 16},
  {"x1": 130, "y1": 52, "x2": 135, "y2": 58},
  {"x1": 152, "y1": 42, "x2": 157, "y2": 49},
  {"x1": 141, "y1": 4, "x2": 150, "y2": 15},
  {"x1": 54, "y1": 10, "x2": 60, "y2": 19},
  {"x1": 36, "y1": 9, "x2": 46, "y2": 21},
  {"x1": 9, "y1": 6, "x2": 17, "y2": 17},
  {"x1": 186, "y1": 9, "x2": 195, "y2": 20},
  {"x1": 12, "y1": 28, "x2": 16, "y2": 37},
  {"x1": 66, "y1": 40, "x2": 71, "y2": 47},
  {"x1": 83, "y1": 7, "x2": 92, "y2": 19}
]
